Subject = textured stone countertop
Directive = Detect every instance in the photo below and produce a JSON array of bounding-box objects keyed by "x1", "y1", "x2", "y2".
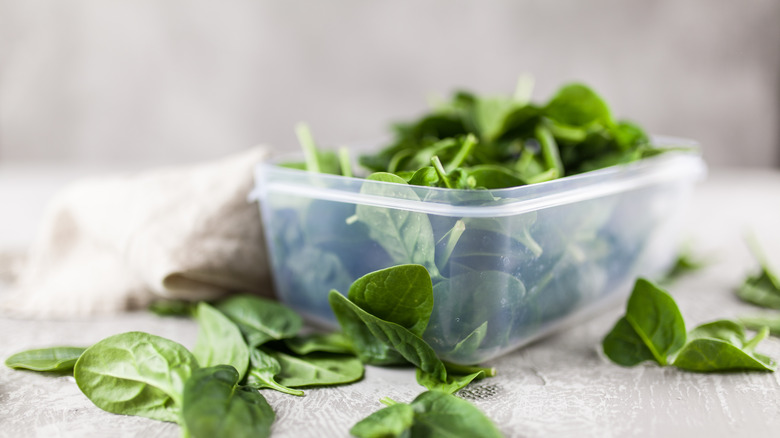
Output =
[{"x1": 1, "y1": 165, "x2": 780, "y2": 437}]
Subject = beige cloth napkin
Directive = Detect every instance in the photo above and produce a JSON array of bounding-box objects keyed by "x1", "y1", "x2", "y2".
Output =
[{"x1": 0, "y1": 147, "x2": 273, "y2": 318}]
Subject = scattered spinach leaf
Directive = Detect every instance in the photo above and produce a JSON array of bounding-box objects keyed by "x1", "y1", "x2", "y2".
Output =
[
  {"x1": 740, "y1": 314, "x2": 780, "y2": 337},
  {"x1": 5, "y1": 347, "x2": 85, "y2": 373},
  {"x1": 245, "y1": 348, "x2": 304, "y2": 396},
  {"x1": 673, "y1": 322, "x2": 775, "y2": 372},
  {"x1": 349, "y1": 402, "x2": 415, "y2": 438},
  {"x1": 284, "y1": 332, "x2": 355, "y2": 356},
  {"x1": 74, "y1": 331, "x2": 198, "y2": 423},
  {"x1": 273, "y1": 350, "x2": 364, "y2": 388},
  {"x1": 182, "y1": 365, "x2": 275, "y2": 438},
  {"x1": 148, "y1": 299, "x2": 196, "y2": 317}
]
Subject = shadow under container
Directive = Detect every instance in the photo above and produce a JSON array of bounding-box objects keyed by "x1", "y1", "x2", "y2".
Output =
[{"x1": 252, "y1": 148, "x2": 706, "y2": 365}]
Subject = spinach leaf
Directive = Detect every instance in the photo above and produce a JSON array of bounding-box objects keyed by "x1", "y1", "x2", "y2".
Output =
[
  {"x1": 273, "y1": 351, "x2": 364, "y2": 388},
  {"x1": 328, "y1": 288, "x2": 407, "y2": 366},
  {"x1": 348, "y1": 264, "x2": 433, "y2": 337},
  {"x1": 351, "y1": 391, "x2": 503, "y2": 438},
  {"x1": 543, "y1": 83, "x2": 612, "y2": 127},
  {"x1": 415, "y1": 368, "x2": 484, "y2": 394},
  {"x1": 245, "y1": 348, "x2": 304, "y2": 396},
  {"x1": 355, "y1": 173, "x2": 440, "y2": 279},
  {"x1": 74, "y1": 331, "x2": 198, "y2": 423},
  {"x1": 216, "y1": 295, "x2": 303, "y2": 348},
  {"x1": 602, "y1": 278, "x2": 686, "y2": 366},
  {"x1": 673, "y1": 322, "x2": 776, "y2": 372},
  {"x1": 659, "y1": 247, "x2": 708, "y2": 284},
  {"x1": 329, "y1": 290, "x2": 447, "y2": 381},
  {"x1": 284, "y1": 332, "x2": 355, "y2": 356},
  {"x1": 410, "y1": 390, "x2": 503, "y2": 438},
  {"x1": 182, "y1": 365, "x2": 275, "y2": 438},
  {"x1": 193, "y1": 302, "x2": 249, "y2": 381},
  {"x1": 296, "y1": 122, "x2": 341, "y2": 175},
  {"x1": 349, "y1": 402, "x2": 415, "y2": 438},
  {"x1": 5, "y1": 347, "x2": 85, "y2": 373}
]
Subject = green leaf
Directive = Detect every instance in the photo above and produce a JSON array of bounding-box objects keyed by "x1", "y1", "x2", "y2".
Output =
[
  {"x1": 415, "y1": 368, "x2": 485, "y2": 394},
  {"x1": 284, "y1": 332, "x2": 355, "y2": 356},
  {"x1": 74, "y1": 332, "x2": 198, "y2": 423},
  {"x1": 349, "y1": 402, "x2": 415, "y2": 438},
  {"x1": 463, "y1": 165, "x2": 526, "y2": 189},
  {"x1": 601, "y1": 278, "x2": 686, "y2": 366},
  {"x1": 296, "y1": 122, "x2": 341, "y2": 175},
  {"x1": 245, "y1": 348, "x2": 304, "y2": 396},
  {"x1": 737, "y1": 271, "x2": 780, "y2": 309},
  {"x1": 406, "y1": 166, "x2": 440, "y2": 187},
  {"x1": 673, "y1": 322, "x2": 776, "y2": 373},
  {"x1": 273, "y1": 351, "x2": 364, "y2": 387},
  {"x1": 329, "y1": 290, "x2": 447, "y2": 381},
  {"x1": 410, "y1": 390, "x2": 503, "y2": 438},
  {"x1": 602, "y1": 317, "x2": 657, "y2": 366},
  {"x1": 544, "y1": 83, "x2": 612, "y2": 127},
  {"x1": 5, "y1": 347, "x2": 85, "y2": 372},
  {"x1": 348, "y1": 264, "x2": 434, "y2": 337},
  {"x1": 182, "y1": 365, "x2": 275, "y2": 438},
  {"x1": 216, "y1": 295, "x2": 303, "y2": 348},
  {"x1": 193, "y1": 302, "x2": 250, "y2": 381},
  {"x1": 355, "y1": 173, "x2": 441, "y2": 279}
]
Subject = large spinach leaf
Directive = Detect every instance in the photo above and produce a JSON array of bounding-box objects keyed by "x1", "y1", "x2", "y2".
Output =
[
  {"x1": 329, "y1": 290, "x2": 447, "y2": 381},
  {"x1": 181, "y1": 365, "x2": 275, "y2": 438},
  {"x1": 193, "y1": 302, "x2": 249, "y2": 381},
  {"x1": 74, "y1": 332, "x2": 198, "y2": 423}
]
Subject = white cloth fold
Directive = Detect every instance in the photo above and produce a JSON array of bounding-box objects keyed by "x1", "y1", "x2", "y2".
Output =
[{"x1": 1, "y1": 147, "x2": 273, "y2": 318}]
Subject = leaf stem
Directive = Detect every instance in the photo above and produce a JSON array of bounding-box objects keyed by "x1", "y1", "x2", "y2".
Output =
[
  {"x1": 380, "y1": 397, "x2": 399, "y2": 406},
  {"x1": 296, "y1": 122, "x2": 320, "y2": 173},
  {"x1": 339, "y1": 147, "x2": 353, "y2": 178},
  {"x1": 446, "y1": 134, "x2": 478, "y2": 173}
]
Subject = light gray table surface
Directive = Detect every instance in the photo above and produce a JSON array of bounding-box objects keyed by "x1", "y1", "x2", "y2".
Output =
[{"x1": 1, "y1": 165, "x2": 780, "y2": 438}]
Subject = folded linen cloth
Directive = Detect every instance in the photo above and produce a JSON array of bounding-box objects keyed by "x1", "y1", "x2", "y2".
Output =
[{"x1": 0, "y1": 147, "x2": 273, "y2": 318}]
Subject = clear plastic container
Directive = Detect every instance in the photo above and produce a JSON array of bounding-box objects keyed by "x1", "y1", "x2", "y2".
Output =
[{"x1": 252, "y1": 141, "x2": 706, "y2": 364}]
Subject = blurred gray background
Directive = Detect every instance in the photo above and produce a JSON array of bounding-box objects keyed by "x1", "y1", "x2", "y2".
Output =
[{"x1": 1, "y1": 0, "x2": 779, "y2": 167}]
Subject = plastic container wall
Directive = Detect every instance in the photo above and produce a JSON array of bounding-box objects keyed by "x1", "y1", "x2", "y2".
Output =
[{"x1": 253, "y1": 151, "x2": 705, "y2": 364}]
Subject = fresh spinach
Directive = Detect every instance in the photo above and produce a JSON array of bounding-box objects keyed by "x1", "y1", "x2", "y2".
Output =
[
  {"x1": 740, "y1": 314, "x2": 780, "y2": 337},
  {"x1": 603, "y1": 279, "x2": 776, "y2": 373},
  {"x1": 415, "y1": 368, "x2": 485, "y2": 394},
  {"x1": 5, "y1": 347, "x2": 85, "y2": 373},
  {"x1": 193, "y1": 302, "x2": 250, "y2": 381},
  {"x1": 347, "y1": 264, "x2": 434, "y2": 337},
  {"x1": 216, "y1": 295, "x2": 303, "y2": 348},
  {"x1": 602, "y1": 278, "x2": 686, "y2": 366},
  {"x1": 181, "y1": 365, "x2": 275, "y2": 438},
  {"x1": 245, "y1": 348, "x2": 304, "y2": 396},
  {"x1": 350, "y1": 391, "x2": 503, "y2": 438},
  {"x1": 673, "y1": 322, "x2": 775, "y2": 372},
  {"x1": 329, "y1": 290, "x2": 447, "y2": 380},
  {"x1": 273, "y1": 350, "x2": 364, "y2": 388},
  {"x1": 74, "y1": 331, "x2": 198, "y2": 423},
  {"x1": 148, "y1": 299, "x2": 196, "y2": 317}
]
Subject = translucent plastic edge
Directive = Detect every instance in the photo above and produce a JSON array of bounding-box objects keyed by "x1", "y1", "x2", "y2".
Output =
[{"x1": 250, "y1": 142, "x2": 706, "y2": 218}]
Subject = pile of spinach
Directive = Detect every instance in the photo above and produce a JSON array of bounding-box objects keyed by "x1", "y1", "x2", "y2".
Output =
[
  {"x1": 6, "y1": 265, "x2": 502, "y2": 437},
  {"x1": 265, "y1": 80, "x2": 688, "y2": 364},
  {"x1": 602, "y1": 278, "x2": 776, "y2": 372}
]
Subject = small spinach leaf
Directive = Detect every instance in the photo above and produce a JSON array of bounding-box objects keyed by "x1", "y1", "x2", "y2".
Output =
[
  {"x1": 415, "y1": 368, "x2": 484, "y2": 394},
  {"x1": 245, "y1": 348, "x2": 304, "y2": 396},
  {"x1": 148, "y1": 300, "x2": 196, "y2": 317},
  {"x1": 193, "y1": 302, "x2": 249, "y2": 381},
  {"x1": 673, "y1": 323, "x2": 775, "y2": 372},
  {"x1": 216, "y1": 295, "x2": 303, "y2": 348},
  {"x1": 740, "y1": 315, "x2": 780, "y2": 337},
  {"x1": 736, "y1": 236, "x2": 780, "y2": 309},
  {"x1": 74, "y1": 332, "x2": 198, "y2": 423},
  {"x1": 5, "y1": 347, "x2": 85, "y2": 373},
  {"x1": 182, "y1": 365, "x2": 275, "y2": 438},
  {"x1": 273, "y1": 351, "x2": 364, "y2": 387},
  {"x1": 543, "y1": 83, "x2": 612, "y2": 127}
]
